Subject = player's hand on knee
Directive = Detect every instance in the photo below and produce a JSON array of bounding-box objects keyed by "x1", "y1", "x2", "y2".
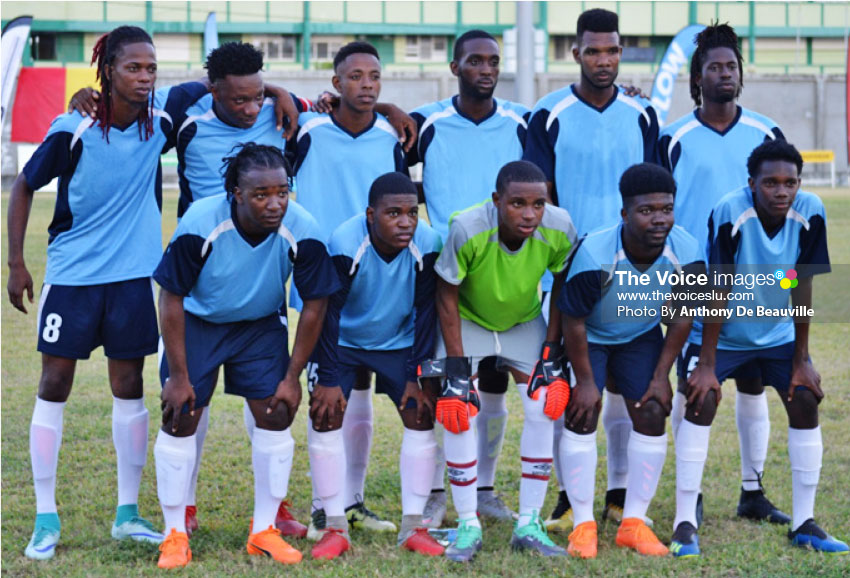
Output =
[
  {"x1": 400, "y1": 380, "x2": 434, "y2": 424},
  {"x1": 788, "y1": 358, "x2": 823, "y2": 403},
  {"x1": 638, "y1": 373, "x2": 673, "y2": 415},
  {"x1": 528, "y1": 341, "x2": 571, "y2": 420},
  {"x1": 269, "y1": 375, "x2": 303, "y2": 420},
  {"x1": 68, "y1": 87, "x2": 99, "y2": 117},
  {"x1": 7, "y1": 263, "x2": 34, "y2": 314},
  {"x1": 161, "y1": 375, "x2": 195, "y2": 433},
  {"x1": 435, "y1": 357, "x2": 479, "y2": 434},
  {"x1": 309, "y1": 384, "x2": 346, "y2": 431},
  {"x1": 686, "y1": 364, "x2": 722, "y2": 416},
  {"x1": 565, "y1": 380, "x2": 600, "y2": 432}
]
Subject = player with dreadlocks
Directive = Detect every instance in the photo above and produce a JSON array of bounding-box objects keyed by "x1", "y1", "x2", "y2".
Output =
[
  {"x1": 7, "y1": 25, "x2": 207, "y2": 561},
  {"x1": 659, "y1": 23, "x2": 788, "y2": 557}
]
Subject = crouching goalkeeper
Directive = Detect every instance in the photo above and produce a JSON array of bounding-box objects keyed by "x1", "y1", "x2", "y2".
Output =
[{"x1": 431, "y1": 160, "x2": 577, "y2": 562}]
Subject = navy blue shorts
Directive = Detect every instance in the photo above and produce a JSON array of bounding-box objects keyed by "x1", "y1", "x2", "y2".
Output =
[
  {"x1": 159, "y1": 312, "x2": 289, "y2": 410},
  {"x1": 587, "y1": 325, "x2": 664, "y2": 401},
  {"x1": 678, "y1": 342, "x2": 800, "y2": 393},
  {"x1": 308, "y1": 347, "x2": 415, "y2": 410},
  {"x1": 677, "y1": 343, "x2": 760, "y2": 381},
  {"x1": 37, "y1": 278, "x2": 158, "y2": 360}
]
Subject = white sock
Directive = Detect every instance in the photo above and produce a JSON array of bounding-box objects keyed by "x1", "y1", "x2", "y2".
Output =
[
  {"x1": 552, "y1": 421, "x2": 565, "y2": 491},
  {"x1": 308, "y1": 427, "x2": 346, "y2": 517},
  {"x1": 602, "y1": 391, "x2": 631, "y2": 491},
  {"x1": 518, "y1": 383, "x2": 553, "y2": 525},
  {"x1": 154, "y1": 430, "x2": 196, "y2": 534},
  {"x1": 623, "y1": 431, "x2": 667, "y2": 520},
  {"x1": 674, "y1": 419, "x2": 711, "y2": 529},
  {"x1": 401, "y1": 428, "x2": 437, "y2": 515},
  {"x1": 243, "y1": 400, "x2": 255, "y2": 441},
  {"x1": 476, "y1": 391, "x2": 508, "y2": 488},
  {"x1": 788, "y1": 426, "x2": 822, "y2": 531},
  {"x1": 252, "y1": 427, "x2": 294, "y2": 531},
  {"x1": 186, "y1": 409, "x2": 209, "y2": 505},
  {"x1": 431, "y1": 424, "x2": 446, "y2": 491},
  {"x1": 112, "y1": 397, "x2": 149, "y2": 507},
  {"x1": 736, "y1": 391, "x2": 770, "y2": 491},
  {"x1": 559, "y1": 429, "x2": 597, "y2": 526},
  {"x1": 30, "y1": 397, "x2": 65, "y2": 514},
  {"x1": 343, "y1": 388, "x2": 373, "y2": 507},
  {"x1": 671, "y1": 391, "x2": 686, "y2": 441},
  {"x1": 445, "y1": 421, "x2": 480, "y2": 528}
]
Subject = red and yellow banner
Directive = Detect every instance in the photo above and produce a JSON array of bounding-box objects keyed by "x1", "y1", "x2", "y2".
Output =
[{"x1": 11, "y1": 66, "x2": 97, "y2": 142}]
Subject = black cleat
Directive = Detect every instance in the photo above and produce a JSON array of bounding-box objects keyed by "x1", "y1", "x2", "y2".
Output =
[{"x1": 737, "y1": 488, "x2": 791, "y2": 524}]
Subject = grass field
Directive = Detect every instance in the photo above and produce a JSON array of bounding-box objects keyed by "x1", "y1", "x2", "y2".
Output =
[{"x1": 2, "y1": 187, "x2": 849, "y2": 577}]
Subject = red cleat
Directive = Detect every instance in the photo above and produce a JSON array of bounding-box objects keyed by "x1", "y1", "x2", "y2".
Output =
[
  {"x1": 400, "y1": 527, "x2": 445, "y2": 556},
  {"x1": 275, "y1": 500, "x2": 308, "y2": 538},
  {"x1": 311, "y1": 528, "x2": 351, "y2": 560},
  {"x1": 185, "y1": 505, "x2": 199, "y2": 538}
]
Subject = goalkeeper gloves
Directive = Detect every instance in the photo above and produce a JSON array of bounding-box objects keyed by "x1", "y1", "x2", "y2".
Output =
[
  {"x1": 434, "y1": 357, "x2": 479, "y2": 434},
  {"x1": 527, "y1": 341, "x2": 571, "y2": 420}
]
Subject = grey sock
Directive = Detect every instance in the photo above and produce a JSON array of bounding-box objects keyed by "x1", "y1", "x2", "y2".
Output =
[
  {"x1": 325, "y1": 515, "x2": 350, "y2": 539},
  {"x1": 400, "y1": 514, "x2": 423, "y2": 537}
]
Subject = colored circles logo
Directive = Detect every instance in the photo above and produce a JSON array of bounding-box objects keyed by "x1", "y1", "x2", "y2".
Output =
[{"x1": 776, "y1": 268, "x2": 798, "y2": 289}]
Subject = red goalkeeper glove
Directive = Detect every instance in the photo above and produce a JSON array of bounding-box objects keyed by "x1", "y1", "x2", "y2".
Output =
[
  {"x1": 435, "y1": 357, "x2": 479, "y2": 434},
  {"x1": 528, "y1": 341, "x2": 571, "y2": 420}
]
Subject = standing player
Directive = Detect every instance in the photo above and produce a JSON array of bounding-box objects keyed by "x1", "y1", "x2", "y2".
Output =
[
  {"x1": 6, "y1": 26, "x2": 207, "y2": 561},
  {"x1": 660, "y1": 23, "x2": 789, "y2": 530},
  {"x1": 406, "y1": 29, "x2": 530, "y2": 526},
  {"x1": 557, "y1": 163, "x2": 703, "y2": 558},
  {"x1": 294, "y1": 41, "x2": 407, "y2": 536},
  {"x1": 153, "y1": 144, "x2": 340, "y2": 568},
  {"x1": 675, "y1": 140, "x2": 847, "y2": 556},
  {"x1": 433, "y1": 160, "x2": 576, "y2": 562},
  {"x1": 524, "y1": 7, "x2": 660, "y2": 530},
  {"x1": 306, "y1": 172, "x2": 444, "y2": 559}
]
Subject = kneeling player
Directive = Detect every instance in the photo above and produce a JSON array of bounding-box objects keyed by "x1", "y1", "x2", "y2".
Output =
[
  {"x1": 433, "y1": 160, "x2": 577, "y2": 562},
  {"x1": 558, "y1": 163, "x2": 703, "y2": 558},
  {"x1": 153, "y1": 143, "x2": 340, "y2": 568},
  {"x1": 306, "y1": 172, "x2": 444, "y2": 559},
  {"x1": 677, "y1": 140, "x2": 848, "y2": 555}
]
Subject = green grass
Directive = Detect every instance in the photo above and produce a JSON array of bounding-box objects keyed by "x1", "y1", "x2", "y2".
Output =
[{"x1": 2, "y1": 188, "x2": 849, "y2": 577}]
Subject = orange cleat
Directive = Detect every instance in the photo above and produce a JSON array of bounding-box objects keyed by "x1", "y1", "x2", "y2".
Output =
[
  {"x1": 275, "y1": 500, "x2": 308, "y2": 538},
  {"x1": 311, "y1": 528, "x2": 351, "y2": 560},
  {"x1": 567, "y1": 521, "x2": 598, "y2": 559},
  {"x1": 157, "y1": 529, "x2": 191, "y2": 569},
  {"x1": 399, "y1": 528, "x2": 445, "y2": 556},
  {"x1": 246, "y1": 525, "x2": 302, "y2": 564},
  {"x1": 185, "y1": 505, "x2": 198, "y2": 538},
  {"x1": 615, "y1": 518, "x2": 669, "y2": 556}
]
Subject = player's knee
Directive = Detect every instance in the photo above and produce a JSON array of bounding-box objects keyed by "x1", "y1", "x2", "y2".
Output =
[
  {"x1": 684, "y1": 391, "x2": 717, "y2": 426},
  {"x1": 310, "y1": 412, "x2": 343, "y2": 432},
  {"x1": 787, "y1": 388, "x2": 819, "y2": 429},
  {"x1": 37, "y1": 371, "x2": 73, "y2": 402},
  {"x1": 400, "y1": 407, "x2": 433, "y2": 431},
  {"x1": 632, "y1": 399, "x2": 666, "y2": 436},
  {"x1": 257, "y1": 402, "x2": 294, "y2": 431}
]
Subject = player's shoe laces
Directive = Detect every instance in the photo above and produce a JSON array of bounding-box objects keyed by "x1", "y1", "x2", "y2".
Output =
[
  {"x1": 111, "y1": 515, "x2": 164, "y2": 544},
  {"x1": 445, "y1": 519, "x2": 483, "y2": 563},
  {"x1": 399, "y1": 527, "x2": 445, "y2": 556},
  {"x1": 788, "y1": 519, "x2": 849, "y2": 554},
  {"x1": 545, "y1": 490, "x2": 574, "y2": 533},
  {"x1": 157, "y1": 529, "x2": 191, "y2": 569},
  {"x1": 510, "y1": 512, "x2": 567, "y2": 557},
  {"x1": 311, "y1": 528, "x2": 351, "y2": 560},
  {"x1": 422, "y1": 490, "x2": 447, "y2": 529},
  {"x1": 477, "y1": 489, "x2": 518, "y2": 521},
  {"x1": 275, "y1": 500, "x2": 308, "y2": 538},
  {"x1": 306, "y1": 507, "x2": 326, "y2": 541},
  {"x1": 567, "y1": 520, "x2": 597, "y2": 558},
  {"x1": 246, "y1": 525, "x2": 302, "y2": 564},
  {"x1": 602, "y1": 489, "x2": 654, "y2": 527},
  {"x1": 25, "y1": 526, "x2": 60, "y2": 560},
  {"x1": 736, "y1": 475, "x2": 790, "y2": 524},
  {"x1": 670, "y1": 521, "x2": 700, "y2": 558},
  {"x1": 346, "y1": 495, "x2": 397, "y2": 531},
  {"x1": 185, "y1": 505, "x2": 199, "y2": 537},
  {"x1": 616, "y1": 517, "x2": 669, "y2": 556}
]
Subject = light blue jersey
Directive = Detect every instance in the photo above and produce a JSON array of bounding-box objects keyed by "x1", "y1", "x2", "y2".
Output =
[
  {"x1": 409, "y1": 96, "x2": 529, "y2": 240},
  {"x1": 706, "y1": 187, "x2": 829, "y2": 350},
  {"x1": 524, "y1": 85, "x2": 660, "y2": 237},
  {"x1": 559, "y1": 223, "x2": 704, "y2": 345},
  {"x1": 293, "y1": 112, "x2": 407, "y2": 236},
  {"x1": 23, "y1": 85, "x2": 206, "y2": 286},
  {"x1": 660, "y1": 106, "x2": 783, "y2": 253},
  {"x1": 154, "y1": 195, "x2": 339, "y2": 324}
]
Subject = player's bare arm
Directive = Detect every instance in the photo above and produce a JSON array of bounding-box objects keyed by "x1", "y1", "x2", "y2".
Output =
[
  {"x1": 788, "y1": 276, "x2": 823, "y2": 403},
  {"x1": 158, "y1": 289, "x2": 196, "y2": 433},
  {"x1": 6, "y1": 173, "x2": 35, "y2": 313},
  {"x1": 436, "y1": 278, "x2": 464, "y2": 357},
  {"x1": 562, "y1": 315, "x2": 601, "y2": 431}
]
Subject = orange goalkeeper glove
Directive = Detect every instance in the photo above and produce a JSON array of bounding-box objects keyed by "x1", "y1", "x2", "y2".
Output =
[
  {"x1": 528, "y1": 341, "x2": 571, "y2": 420},
  {"x1": 435, "y1": 357, "x2": 479, "y2": 434}
]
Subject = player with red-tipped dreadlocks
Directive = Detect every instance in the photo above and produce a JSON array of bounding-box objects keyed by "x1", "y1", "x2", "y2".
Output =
[{"x1": 7, "y1": 25, "x2": 208, "y2": 561}]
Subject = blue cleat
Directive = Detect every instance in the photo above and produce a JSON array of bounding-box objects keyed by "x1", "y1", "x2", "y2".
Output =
[
  {"x1": 25, "y1": 526, "x2": 60, "y2": 560},
  {"x1": 789, "y1": 519, "x2": 849, "y2": 554},
  {"x1": 670, "y1": 521, "x2": 700, "y2": 558}
]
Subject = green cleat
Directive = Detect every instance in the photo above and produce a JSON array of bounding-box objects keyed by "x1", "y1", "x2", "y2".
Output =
[
  {"x1": 445, "y1": 518, "x2": 483, "y2": 562},
  {"x1": 511, "y1": 512, "x2": 567, "y2": 557}
]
